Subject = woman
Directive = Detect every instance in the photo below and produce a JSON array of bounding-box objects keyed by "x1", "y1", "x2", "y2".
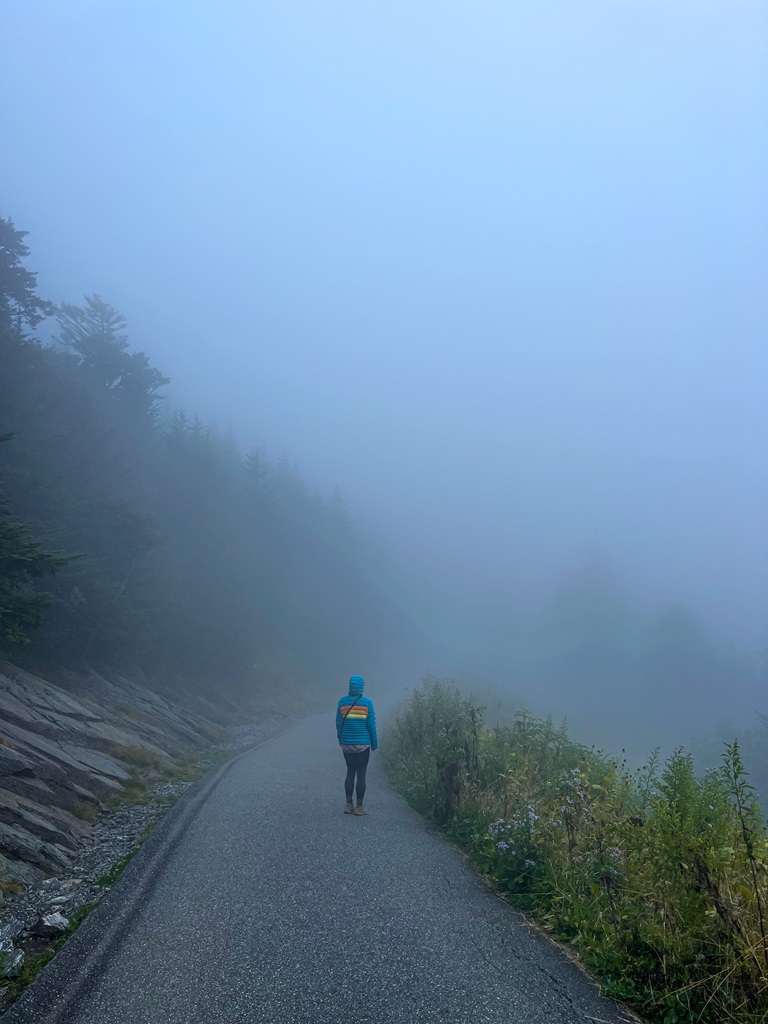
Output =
[{"x1": 336, "y1": 674, "x2": 378, "y2": 815}]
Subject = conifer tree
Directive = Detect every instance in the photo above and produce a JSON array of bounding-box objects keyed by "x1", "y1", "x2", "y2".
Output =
[
  {"x1": 0, "y1": 217, "x2": 52, "y2": 335},
  {"x1": 0, "y1": 437, "x2": 69, "y2": 645},
  {"x1": 57, "y1": 295, "x2": 169, "y2": 416}
]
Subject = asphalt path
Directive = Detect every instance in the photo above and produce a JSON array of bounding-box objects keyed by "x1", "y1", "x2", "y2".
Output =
[{"x1": 7, "y1": 715, "x2": 637, "y2": 1024}]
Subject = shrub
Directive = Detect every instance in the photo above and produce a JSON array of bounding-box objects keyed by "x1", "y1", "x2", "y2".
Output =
[
  {"x1": 115, "y1": 703, "x2": 156, "y2": 727},
  {"x1": 0, "y1": 880, "x2": 24, "y2": 895},
  {"x1": 384, "y1": 679, "x2": 768, "y2": 1024},
  {"x1": 74, "y1": 801, "x2": 98, "y2": 822},
  {"x1": 105, "y1": 771, "x2": 151, "y2": 810},
  {"x1": 197, "y1": 724, "x2": 229, "y2": 745},
  {"x1": 108, "y1": 743, "x2": 159, "y2": 768}
]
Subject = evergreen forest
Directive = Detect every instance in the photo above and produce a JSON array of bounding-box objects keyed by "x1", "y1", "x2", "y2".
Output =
[{"x1": 0, "y1": 216, "x2": 418, "y2": 709}]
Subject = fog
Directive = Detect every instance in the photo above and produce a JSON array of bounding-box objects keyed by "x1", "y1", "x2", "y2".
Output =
[{"x1": 3, "y1": 2, "x2": 767, "y2": 754}]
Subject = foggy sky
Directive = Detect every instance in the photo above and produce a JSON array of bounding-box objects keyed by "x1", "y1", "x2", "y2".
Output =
[{"x1": 3, "y1": 0, "x2": 767, "y2": 645}]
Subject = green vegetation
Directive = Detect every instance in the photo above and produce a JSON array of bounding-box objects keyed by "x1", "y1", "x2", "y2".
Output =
[
  {"x1": 0, "y1": 437, "x2": 71, "y2": 646},
  {"x1": 97, "y1": 823, "x2": 156, "y2": 887},
  {"x1": 73, "y1": 801, "x2": 98, "y2": 822},
  {"x1": 0, "y1": 214, "x2": 415, "y2": 698},
  {"x1": 159, "y1": 748, "x2": 224, "y2": 785},
  {"x1": 108, "y1": 744, "x2": 160, "y2": 768},
  {"x1": 192, "y1": 748, "x2": 234, "y2": 771},
  {"x1": 385, "y1": 679, "x2": 768, "y2": 1024},
  {"x1": 114, "y1": 703, "x2": 157, "y2": 727},
  {"x1": 67, "y1": 901, "x2": 100, "y2": 930},
  {"x1": 96, "y1": 850, "x2": 137, "y2": 888},
  {"x1": 0, "y1": 900, "x2": 98, "y2": 1010},
  {"x1": 4, "y1": 946, "x2": 57, "y2": 991},
  {"x1": 104, "y1": 771, "x2": 152, "y2": 811},
  {"x1": 197, "y1": 724, "x2": 230, "y2": 745},
  {"x1": 165, "y1": 763, "x2": 203, "y2": 785},
  {"x1": 103, "y1": 741, "x2": 234, "y2": 811}
]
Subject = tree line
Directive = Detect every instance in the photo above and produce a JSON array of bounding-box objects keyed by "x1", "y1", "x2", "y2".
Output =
[{"x1": 0, "y1": 216, "x2": 417, "y2": 705}]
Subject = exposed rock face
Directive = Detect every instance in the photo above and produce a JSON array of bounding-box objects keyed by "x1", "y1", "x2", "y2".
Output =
[
  {"x1": 0, "y1": 662, "x2": 230, "y2": 885},
  {"x1": 0, "y1": 721, "x2": 278, "y2": 968}
]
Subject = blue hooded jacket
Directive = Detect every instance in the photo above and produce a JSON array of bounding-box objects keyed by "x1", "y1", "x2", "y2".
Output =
[{"x1": 336, "y1": 675, "x2": 378, "y2": 750}]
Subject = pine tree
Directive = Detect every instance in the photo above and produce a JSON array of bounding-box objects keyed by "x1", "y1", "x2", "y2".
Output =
[
  {"x1": 57, "y1": 294, "x2": 169, "y2": 416},
  {"x1": 0, "y1": 436, "x2": 70, "y2": 645},
  {"x1": 0, "y1": 217, "x2": 52, "y2": 336}
]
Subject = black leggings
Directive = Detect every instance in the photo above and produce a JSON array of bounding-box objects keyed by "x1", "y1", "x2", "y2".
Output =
[{"x1": 343, "y1": 748, "x2": 370, "y2": 803}]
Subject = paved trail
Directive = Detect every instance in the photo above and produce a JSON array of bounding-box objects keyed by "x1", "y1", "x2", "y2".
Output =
[{"x1": 7, "y1": 716, "x2": 635, "y2": 1024}]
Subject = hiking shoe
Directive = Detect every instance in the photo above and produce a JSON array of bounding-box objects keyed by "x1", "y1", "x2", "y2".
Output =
[
  {"x1": 354, "y1": 804, "x2": 368, "y2": 815},
  {"x1": 344, "y1": 803, "x2": 355, "y2": 814}
]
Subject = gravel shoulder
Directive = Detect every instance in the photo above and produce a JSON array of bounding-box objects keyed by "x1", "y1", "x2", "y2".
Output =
[
  {"x1": 0, "y1": 720, "x2": 285, "y2": 1010},
  {"x1": 4, "y1": 715, "x2": 638, "y2": 1024}
]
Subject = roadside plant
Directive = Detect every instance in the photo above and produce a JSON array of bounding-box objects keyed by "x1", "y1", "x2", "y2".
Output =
[{"x1": 384, "y1": 678, "x2": 768, "y2": 1024}]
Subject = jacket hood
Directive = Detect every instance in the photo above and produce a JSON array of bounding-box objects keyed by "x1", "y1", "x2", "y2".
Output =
[{"x1": 348, "y1": 675, "x2": 365, "y2": 696}]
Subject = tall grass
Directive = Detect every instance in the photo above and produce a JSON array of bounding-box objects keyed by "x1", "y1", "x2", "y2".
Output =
[{"x1": 384, "y1": 678, "x2": 768, "y2": 1024}]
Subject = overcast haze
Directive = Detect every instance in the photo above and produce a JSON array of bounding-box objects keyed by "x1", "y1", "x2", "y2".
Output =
[{"x1": 3, "y1": 0, "x2": 767, "y2": 652}]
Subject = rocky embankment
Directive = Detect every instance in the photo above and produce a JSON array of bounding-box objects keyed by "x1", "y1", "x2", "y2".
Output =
[
  {"x1": 0, "y1": 719, "x2": 283, "y2": 998},
  {"x1": 0, "y1": 662, "x2": 265, "y2": 886},
  {"x1": 0, "y1": 778, "x2": 195, "y2": 988},
  {"x1": 0, "y1": 660, "x2": 286, "y2": 997}
]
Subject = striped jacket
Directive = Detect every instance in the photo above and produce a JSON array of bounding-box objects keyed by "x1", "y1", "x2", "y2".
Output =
[{"x1": 336, "y1": 675, "x2": 378, "y2": 750}]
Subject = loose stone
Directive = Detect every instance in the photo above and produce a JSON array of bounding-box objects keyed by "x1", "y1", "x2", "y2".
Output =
[
  {"x1": 30, "y1": 912, "x2": 69, "y2": 937},
  {"x1": 0, "y1": 947, "x2": 23, "y2": 979}
]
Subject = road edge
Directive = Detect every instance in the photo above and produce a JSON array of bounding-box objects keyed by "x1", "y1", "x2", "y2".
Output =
[{"x1": 1, "y1": 724, "x2": 291, "y2": 1023}]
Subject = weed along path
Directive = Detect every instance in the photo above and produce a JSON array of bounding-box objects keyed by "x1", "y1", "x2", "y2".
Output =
[{"x1": 4, "y1": 716, "x2": 636, "y2": 1024}]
